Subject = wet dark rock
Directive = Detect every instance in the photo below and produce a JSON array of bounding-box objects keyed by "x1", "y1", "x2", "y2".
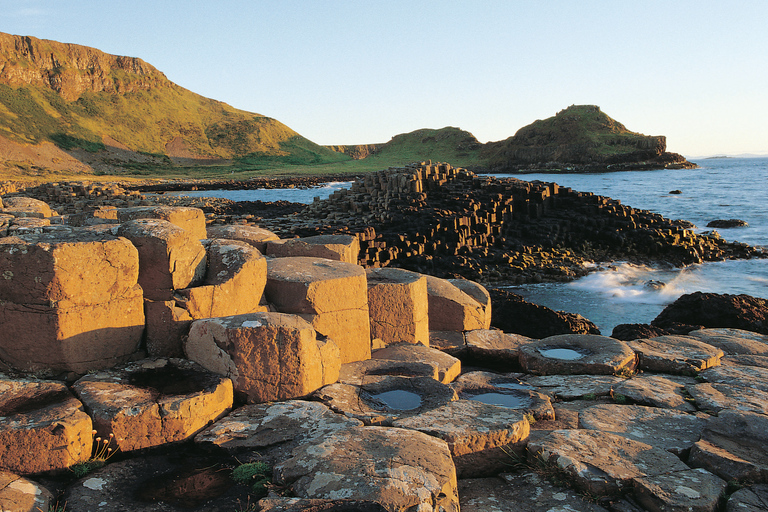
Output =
[
  {"x1": 490, "y1": 288, "x2": 600, "y2": 338},
  {"x1": 707, "y1": 219, "x2": 749, "y2": 228},
  {"x1": 611, "y1": 323, "x2": 672, "y2": 341},
  {"x1": 652, "y1": 292, "x2": 768, "y2": 335}
]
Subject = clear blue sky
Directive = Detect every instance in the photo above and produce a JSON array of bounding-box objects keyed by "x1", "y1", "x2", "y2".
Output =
[{"x1": 3, "y1": 0, "x2": 767, "y2": 157}]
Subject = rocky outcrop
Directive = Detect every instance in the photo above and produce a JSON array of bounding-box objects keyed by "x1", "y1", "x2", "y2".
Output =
[
  {"x1": 0, "y1": 32, "x2": 168, "y2": 102},
  {"x1": 652, "y1": 292, "x2": 768, "y2": 335},
  {"x1": 324, "y1": 144, "x2": 383, "y2": 160},
  {"x1": 481, "y1": 105, "x2": 696, "y2": 172}
]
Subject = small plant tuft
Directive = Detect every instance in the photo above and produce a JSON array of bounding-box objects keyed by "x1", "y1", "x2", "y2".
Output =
[
  {"x1": 70, "y1": 431, "x2": 118, "y2": 478},
  {"x1": 232, "y1": 461, "x2": 272, "y2": 497}
]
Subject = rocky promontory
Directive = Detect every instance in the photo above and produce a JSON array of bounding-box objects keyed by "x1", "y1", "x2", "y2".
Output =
[{"x1": 481, "y1": 105, "x2": 696, "y2": 172}]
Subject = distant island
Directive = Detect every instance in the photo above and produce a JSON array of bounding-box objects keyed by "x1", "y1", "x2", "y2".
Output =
[{"x1": 0, "y1": 32, "x2": 695, "y2": 180}]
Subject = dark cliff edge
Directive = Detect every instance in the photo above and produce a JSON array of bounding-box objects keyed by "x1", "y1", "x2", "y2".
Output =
[{"x1": 479, "y1": 105, "x2": 696, "y2": 172}]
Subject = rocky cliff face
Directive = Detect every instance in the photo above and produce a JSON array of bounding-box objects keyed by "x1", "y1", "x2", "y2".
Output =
[
  {"x1": 481, "y1": 105, "x2": 695, "y2": 172},
  {"x1": 0, "y1": 32, "x2": 169, "y2": 101},
  {"x1": 325, "y1": 144, "x2": 383, "y2": 160}
]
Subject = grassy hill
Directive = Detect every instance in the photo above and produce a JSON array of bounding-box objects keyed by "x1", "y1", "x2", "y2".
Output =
[
  {"x1": 480, "y1": 105, "x2": 685, "y2": 171},
  {"x1": 327, "y1": 127, "x2": 484, "y2": 169},
  {"x1": 0, "y1": 32, "x2": 349, "y2": 179}
]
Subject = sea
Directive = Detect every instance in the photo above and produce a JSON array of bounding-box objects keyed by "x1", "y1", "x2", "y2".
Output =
[{"x1": 169, "y1": 157, "x2": 768, "y2": 334}]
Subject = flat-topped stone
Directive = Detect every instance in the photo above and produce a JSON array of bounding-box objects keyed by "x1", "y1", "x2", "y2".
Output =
[
  {"x1": 265, "y1": 256, "x2": 371, "y2": 364},
  {"x1": 393, "y1": 399, "x2": 530, "y2": 477},
  {"x1": 1, "y1": 196, "x2": 53, "y2": 218},
  {"x1": 464, "y1": 329, "x2": 533, "y2": 369},
  {"x1": 0, "y1": 230, "x2": 138, "y2": 306},
  {"x1": 633, "y1": 468, "x2": 727, "y2": 512},
  {"x1": 117, "y1": 218, "x2": 207, "y2": 301},
  {"x1": 371, "y1": 343, "x2": 461, "y2": 384},
  {"x1": 698, "y1": 364, "x2": 768, "y2": 391},
  {"x1": 195, "y1": 400, "x2": 362, "y2": 452},
  {"x1": 0, "y1": 377, "x2": 92, "y2": 474},
  {"x1": 185, "y1": 312, "x2": 336, "y2": 403},
  {"x1": 266, "y1": 234, "x2": 360, "y2": 264},
  {"x1": 206, "y1": 223, "x2": 279, "y2": 252},
  {"x1": 685, "y1": 382, "x2": 768, "y2": 415},
  {"x1": 451, "y1": 371, "x2": 554, "y2": 421},
  {"x1": 520, "y1": 334, "x2": 637, "y2": 375},
  {"x1": 0, "y1": 471, "x2": 54, "y2": 512},
  {"x1": 176, "y1": 239, "x2": 267, "y2": 320},
  {"x1": 627, "y1": 335, "x2": 724, "y2": 374},
  {"x1": 726, "y1": 484, "x2": 768, "y2": 512},
  {"x1": 528, "y1": 429, "x2": 689, "y2": 496},
  {"x1": 365, "y1": 267, "x2": 429, "y2": 346},
  {"x1": 426, "y1": 276, "x2": 490, "y2": 331},
  {"x1": 687, "y1": 328, "x2": 768, "y2": 355},
  {"x1": 579, "y1": 404, "x2": 707, "y2": 455},
  {"x1": 337, "y1": 358, "x2": 439, "y2": 385},
  {"x1": 522, "y1": 374, "x2": 624, "y2": 400},
  {"x1": 72, "y1": 358, "x2": 233, "y2": 453},
  {"x1": 459, "y1": 472, "x2": 608, "y2": 512},
  {"x1": 117, "y1": 205, "x2": 207, "y2": 240},
  {"x1": 689, "y1": 410, "x2": 768, "y2": 484},
  {"x1": 314, "y1": 375, "x2": 457, "y2": 426},
  {"x1": 273, "y1": 426, "x2": 459, "y2": 511},
  {"x1": 614, "y1": 374, "x2": 697, "y2": 411}
]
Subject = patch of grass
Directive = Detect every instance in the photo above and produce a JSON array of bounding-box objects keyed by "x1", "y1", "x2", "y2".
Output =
[{"x1": 231, "y1": 461, "x2": 271, "y2": 498}]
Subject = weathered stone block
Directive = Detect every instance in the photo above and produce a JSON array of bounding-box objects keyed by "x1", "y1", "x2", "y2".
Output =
[
  {"x1": 426, "y1": 276, "x2": 489, "y2": 331},
  {"x1": 366, "y1": 267, "x2": 428, "y2": 346},
  {"x1": 0, "y1": 284, "x2": 145, "y2": 373},
  {"x1": 1, "y1": 197, "x2": 53, "y2": 218},
  {"x1": 117, "y1": 218, "x2": 206, "y2": 301},
  {"x1": 274, "y1": 426, "x2": 459, "y2": 511},
  {"x1": 520, "y1": 334, "x2": 637, "y2": 376},
  {"x1": 266, "y1": 234, "x2": 360, "y2": 264},
  {"x1": 117, "y1": 205, "x2": 206, "y2": 240},
  {"x1": 265, "y1": 257, "x2": 371, "y2": 364},
  {"x1": 0, "y1": 232, "x2": 139, "y2": 306},
  {"x1": 185, "y1": 312, "x2": 332, "y2": 403},
  {"x1": 0, "y1": 378, "x2": 92, "y2": 474},
  {"x1": 394, "y1": 400, "x2": 530, "y2": 477},
  {"x1": 72, "y1": 358, "x2": 233, "y2": 453},
  {"x1": 206, "y1": 224, "x2": 279, "y2": 253},
  {"x1": 176, "y1": 239, "x2": 267, "y2": 320}
]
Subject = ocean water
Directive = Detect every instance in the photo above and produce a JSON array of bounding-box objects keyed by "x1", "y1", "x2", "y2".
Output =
[
  {"x1": 492, "y1": 157, "x2": 768, "y2": 333},
  {"x1": 165, "y1": 181, "x2": 354, "y2": 204}
]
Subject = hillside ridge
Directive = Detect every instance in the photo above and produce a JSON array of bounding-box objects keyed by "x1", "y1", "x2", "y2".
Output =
[{"x1": 0, "y1": 31, "x2": 348, "y2": 177}]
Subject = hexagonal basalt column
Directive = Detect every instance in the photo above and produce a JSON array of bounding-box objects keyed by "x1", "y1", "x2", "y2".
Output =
[
  {"x1": 0, "y1": 231, "x2": 145, "y2": 373},
  {"x1": 265, "y1": 257, "x2": 371, "y2": 363},
  {"x1": 72, "y1": 358, "x2": 233, "y2": 453},
  {"x1": 0, "y1": 376, "x2": 93, "y2": 474},
  {"x1": 366, "y1": 267, "x2": 428, "y2": 347},
  {"x1": 185, "y1": 312, "x2": 339, "y2": 403}
]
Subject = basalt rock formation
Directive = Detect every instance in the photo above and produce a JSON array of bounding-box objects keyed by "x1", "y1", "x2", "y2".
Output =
[
  {"x1": 277, "y1": 161, "x2": 765, "y2": 285},
  {"x1": 481, "y1": 105, "x2": 696, "y2": 172},
  {"x1": 2, "y1": 191, "x2": 768, "y2": 511}
]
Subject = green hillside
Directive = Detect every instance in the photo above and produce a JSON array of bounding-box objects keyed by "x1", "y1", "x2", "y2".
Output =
[
  {"x1": 349, "y1": 127, "x2": 484, "y2": 169},
  {"x1": 480, "y1": 105, "x2": 680, "y2": 171},
  {"x1": 0, "y1": 32, "x2": 349, "y2": 176}
]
